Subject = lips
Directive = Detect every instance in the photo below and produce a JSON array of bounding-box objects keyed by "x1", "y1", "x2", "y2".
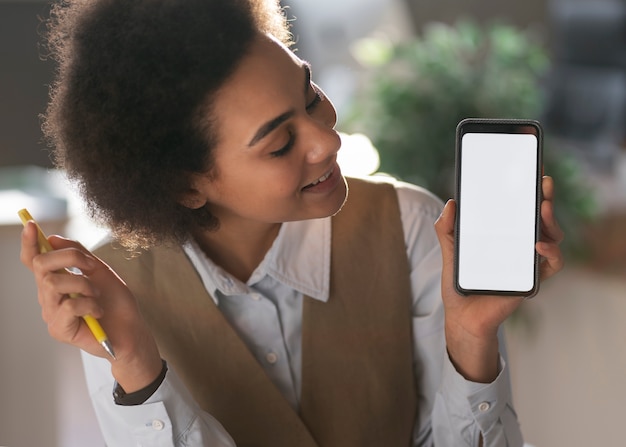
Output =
[{"x1": 302, "y1": 166, "x2": 334, "y2": 190}]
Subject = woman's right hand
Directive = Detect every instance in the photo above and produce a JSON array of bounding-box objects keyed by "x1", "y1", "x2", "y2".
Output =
[{"x1": 20, "y1": 221, "x2": 163, "y2": 392}]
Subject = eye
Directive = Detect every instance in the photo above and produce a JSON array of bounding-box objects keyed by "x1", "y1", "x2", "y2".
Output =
[
  {"x1": 269, "y1": 84, "x2": 324, "y2": 158},
  {"x1": 269, "y1": 130, "x2": 295, "y2": 158},
  {"x1": 305, "y1": 85, "x2": 323, "y2": 112}
]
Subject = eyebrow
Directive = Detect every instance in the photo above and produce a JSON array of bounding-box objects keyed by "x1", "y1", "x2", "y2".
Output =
[{"x1": 247, "y1": 62, "x2": 312, "y2": 147}]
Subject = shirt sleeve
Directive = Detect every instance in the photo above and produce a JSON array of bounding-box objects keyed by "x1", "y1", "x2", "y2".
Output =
[
  {"x1": 394, "y1": 181, "x2": 524, "y2": 447},
  {"x1": 81, "y1": 351, "x2": 236, "y2": 447}
]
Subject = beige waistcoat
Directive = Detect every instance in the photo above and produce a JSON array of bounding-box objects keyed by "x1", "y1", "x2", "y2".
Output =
[{"x1": 95, "y1": 177, "x2": 417, "y2": 446}]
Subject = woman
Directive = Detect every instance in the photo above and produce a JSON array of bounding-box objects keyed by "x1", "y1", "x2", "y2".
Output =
[{"x1": 21, "y1": 0, "x2": 564, "y2": 445}]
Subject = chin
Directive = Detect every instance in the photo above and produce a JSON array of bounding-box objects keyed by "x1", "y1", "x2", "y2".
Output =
[{"x1": 329, "y1": 175, "x2": 349, "y2": 217}]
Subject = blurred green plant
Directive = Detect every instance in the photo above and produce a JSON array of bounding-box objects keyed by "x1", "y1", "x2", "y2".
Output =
[{"x1": 341, "y1": 20, "x2": 596, "y2": 258}]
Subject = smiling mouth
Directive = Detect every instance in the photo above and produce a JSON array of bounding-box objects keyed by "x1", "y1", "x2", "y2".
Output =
[{"x1": 302, "y1": 167, "x2": 334, "y2": 190}]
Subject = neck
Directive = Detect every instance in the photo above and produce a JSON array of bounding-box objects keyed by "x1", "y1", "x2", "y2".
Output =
[{"x1": 193, "y1": 220, "x2": 281, "y2": 283}]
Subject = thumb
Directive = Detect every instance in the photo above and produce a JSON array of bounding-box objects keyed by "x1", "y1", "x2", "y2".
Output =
[
  {"x1": 434, "y1": 199, "x2": 457, "y2": 293},
  {"x1": 20, "y1": 221, "x2": 41, "y2": 270},
  {"x1": 434, "y1": 199, "x2": 456, "y2": 253}
]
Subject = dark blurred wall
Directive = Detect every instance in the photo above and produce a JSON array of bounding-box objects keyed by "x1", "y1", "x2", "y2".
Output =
[
  {"x1": 404, "y1": 0, "x2": 626, "y2": 166},
  {"x1": 0, "y1": 1, "x2": 54, "y2": 168},
  {"x1": 404, "y1": 0, "x2": 548, "y2": 32}
]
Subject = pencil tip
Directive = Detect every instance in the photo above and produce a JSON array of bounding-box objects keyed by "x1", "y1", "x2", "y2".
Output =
[{"x1": 102, "y1": 340, "x2": 117, "y2": 360}]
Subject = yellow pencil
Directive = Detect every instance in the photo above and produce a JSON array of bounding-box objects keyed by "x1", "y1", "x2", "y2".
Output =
[{"x1": 18, "y1": 208, "x2": 116, "y2": 360}]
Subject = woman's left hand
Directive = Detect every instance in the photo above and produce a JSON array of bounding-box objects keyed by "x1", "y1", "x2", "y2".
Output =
[{"x1": 434, "y1": 175, "x2": 564, "y2": 383}]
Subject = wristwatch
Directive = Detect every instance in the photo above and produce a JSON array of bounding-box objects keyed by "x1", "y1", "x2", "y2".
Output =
[{"x1": 113, "y1": 359, "x2": 168, "y2": 406}]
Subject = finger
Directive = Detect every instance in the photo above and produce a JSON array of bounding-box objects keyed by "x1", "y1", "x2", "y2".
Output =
[
  {"x1": 541, "y1": 175, "x2": 555, "y2": 202},
  {"x1": 434, "y1": 199, "x2": 456, "y2": 242},
  {"x1": 434, "y1": 200, "x2": 456, "y2": 272},
  {"x1": 540, "y1": 197, "x2": 565, "y2": 244},
  {"x1": 31, "y1": 246, "x2": 99, "y2": 280},
  {"x1": 537, "y1": 240, "x2": 564, "y2": 280},
  {"x1": 47, "y1": 296, "x2": 104, "y2": 344},
  {"x1": 20, "y1": 221, "x2": 41, "y2": 270},
  {"x1": 38, "y1": 272, "x2": 101, "y2": 321},
  {"x1": 51, "y1": 236, "x2": 107, "y2": 278},
  {"x1": 435, "y1": 200, "x2": 457, "y2": 295},
  {"x1": 40, "y1": 271, "x2": 101, "y2": 304},
  {"x1": 48, "y1": 234, "x2": 90, "y2": 252}
]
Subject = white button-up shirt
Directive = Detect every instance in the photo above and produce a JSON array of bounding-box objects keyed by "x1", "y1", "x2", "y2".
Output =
[{"x1": 82, "y1": 179, "x2": 523, "y2": 446}]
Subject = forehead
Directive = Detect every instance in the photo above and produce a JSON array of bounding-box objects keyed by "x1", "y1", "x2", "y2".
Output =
[{"x1": 209, "y1": 34, "x2": 304, "y2": 142}]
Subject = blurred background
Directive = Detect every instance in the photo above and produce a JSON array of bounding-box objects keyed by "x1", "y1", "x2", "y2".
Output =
[{"x1": 1, "y1": 0, "x2": 625, "y2": 445}]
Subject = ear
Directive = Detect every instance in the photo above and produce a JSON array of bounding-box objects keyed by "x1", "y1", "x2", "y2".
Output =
[
  {"x1": 179, "y1": 188, "x2": 207, "y2": 210},
  {"x1": 179, "y1": 171, "x2": 214, "y2": 209}
]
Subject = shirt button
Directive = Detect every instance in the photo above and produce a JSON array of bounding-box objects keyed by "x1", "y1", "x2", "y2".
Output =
[
  {"x1": 478, "y1": 402, "x2": 491, "y2": 412},
  {"x1": 250, "y1": 294, "x2": 261, "y2": 301},
  {"x1": 151, "y1": 419, "x2": 165, "y2": 431},
  {"x1": 266, "y1": 352, "x2": 278, "y2": 364}
]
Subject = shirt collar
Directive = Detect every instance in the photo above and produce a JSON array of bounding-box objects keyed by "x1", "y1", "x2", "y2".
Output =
[
  {"x1": 254, "y1": 217, "x2": 331, "y2": 302},
  {"x1": 182, "y1": 217, "x2": 331, "y2": 305}
]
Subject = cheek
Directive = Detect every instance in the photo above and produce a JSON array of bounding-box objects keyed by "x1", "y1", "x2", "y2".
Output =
[
  {"x1": 228, "y1": 158, "x2": 302, "y2": 199},
  {"x1": 269, "y1": 164, "x2": 304, "y2": 197}
]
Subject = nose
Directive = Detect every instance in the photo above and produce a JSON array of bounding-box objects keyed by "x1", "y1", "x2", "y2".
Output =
[
  {"x1": 304, "y1": 99, "x2": 340, "y2": 163},
  {"x1": 304, "y1": 121, "x2": 341, "y2": 164}
]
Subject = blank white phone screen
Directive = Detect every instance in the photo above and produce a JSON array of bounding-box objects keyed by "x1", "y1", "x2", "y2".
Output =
[{"x1": 458, "y1": 132, "x2": 538, "y2": 292}]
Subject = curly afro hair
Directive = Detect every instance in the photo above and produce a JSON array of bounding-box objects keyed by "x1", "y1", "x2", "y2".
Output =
[{"x1": 42, "y1": 0, "x2": 291, "y2": 250}]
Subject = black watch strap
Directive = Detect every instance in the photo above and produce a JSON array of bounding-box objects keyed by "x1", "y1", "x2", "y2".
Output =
[{"x1": 113, "y1": 360, "x2": 168, "y2": 406}]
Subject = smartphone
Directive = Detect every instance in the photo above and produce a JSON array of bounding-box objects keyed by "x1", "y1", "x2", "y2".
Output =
[{"x1": 454, "y1": 118, "x2": 543, "y2": 297}]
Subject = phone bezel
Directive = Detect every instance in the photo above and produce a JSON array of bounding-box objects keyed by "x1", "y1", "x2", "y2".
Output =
[{"x1": 453, "y1": 118, "x2": 543, "y2": 298}]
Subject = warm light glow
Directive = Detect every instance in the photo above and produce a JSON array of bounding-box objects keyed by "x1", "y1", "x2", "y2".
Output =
[{"x1": 337, "y1": 132, "x2": 380, "y2": 177}]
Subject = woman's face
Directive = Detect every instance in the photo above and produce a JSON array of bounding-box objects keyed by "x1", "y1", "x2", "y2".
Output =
[{"x1": 188, "y1": 34, "x2": 347, "y2": 228}]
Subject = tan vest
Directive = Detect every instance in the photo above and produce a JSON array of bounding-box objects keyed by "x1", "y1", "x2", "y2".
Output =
[{"x1": 96, "y1": 177, "x2": 417, "y2": 447}]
